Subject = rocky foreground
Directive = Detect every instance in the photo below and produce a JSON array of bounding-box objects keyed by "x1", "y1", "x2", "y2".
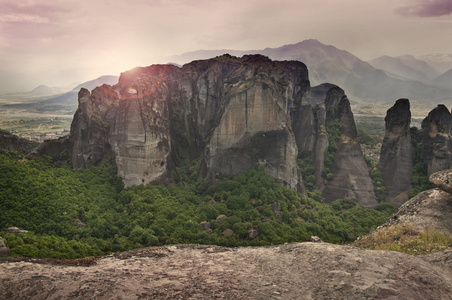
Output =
[{"x1": 1, "y1": 242, "x2": 451, "y2": 299}]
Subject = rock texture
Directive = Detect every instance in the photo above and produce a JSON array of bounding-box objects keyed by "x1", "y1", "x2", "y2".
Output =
[
  {"x1": 379, "y1": 101, "x2": 452, "y2": 207},
  {"x1": 29, "y1": 55, "x2": 375, "y2": 204},
  {"x1": 378, "y1": 99, "x2": 413, "y2": 207},
  {"x1": 382, "y1": 169, "x2": 452, "y2": 235},
  {"x1": 0, "y1": 236, "x2": 9, "y2": 257},
  {"x1": 384, "y1": 188, "x2": 452, "y2": 235},
  {"x1": 26, "y1": 136, "x2": 71, "y2": 165},
  {"x1": 69, "y1": 55, "x2": 309, "y2": 190},
  {"x1": 307, "y1": 84, "x2": 376, "y2": 207},
  {"x1": 429, "y1": 169, "x2": 452, "y2": 194},
  {"x1": 0, "y1": 129, "x2": 27, "y2": 153},
  {"x1": 421, "y1": 104, "x2": 452, "y2": 175},
  {"x1": 321, "y1": 94, "x2": 377, "y2": 207},
  {"x1": 1, "y1": 243, "x2": 451, "y2": 299},
  {"x1": 6, "y1": 227, "x2": 28, "y2": 233}
]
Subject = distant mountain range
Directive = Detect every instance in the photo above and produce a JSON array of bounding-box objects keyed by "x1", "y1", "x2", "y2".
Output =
[
  {"x1": 368, "y1": 55, "x2": 438, "y2": 83},
  {"x1": 2, "y1": 75, "x2": 118, "y2": 112},
  {"x1": 368, "y1": 54, "x2": 452, "y2": 90},
  {"x1": 169, "y1": 39, "x2": 452, "y2": 106},
  {"x1": 3, "y1": 40, "x2": 451, "y2": 112}
]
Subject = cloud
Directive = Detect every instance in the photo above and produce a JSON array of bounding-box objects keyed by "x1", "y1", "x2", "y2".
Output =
[
  {"x1": 396, "y1": 0, "x2": 452, "y2": 17},
  {"x1": 0, "y1": 13, "x2": 49, "y2": 23}
]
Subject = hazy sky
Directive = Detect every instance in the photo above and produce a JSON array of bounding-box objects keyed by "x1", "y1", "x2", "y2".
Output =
[{"x1": 1, "y1": 0, "x2": 452, "y2": 90}]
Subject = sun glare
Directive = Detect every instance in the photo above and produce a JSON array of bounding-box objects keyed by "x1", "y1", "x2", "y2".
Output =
[{"x1": 98, "y1": 64, "x2": 169, "y2": 101}]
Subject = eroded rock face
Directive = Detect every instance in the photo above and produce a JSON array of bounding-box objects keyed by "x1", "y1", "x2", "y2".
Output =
[
  {"x1": 201, "y1": 57, "x2": 307, "y2": 191},
  {"x1": 67, "y1": 54, "x2": 376, "y2": 201},
  {"x1": 71, "y1": 65, "x2": 176, "y2": 187},
  {"x1": 308, "y1": 84, "x2": 376, "y2": 207},
  {"x1": 378, "y1": 99, "x2": 413, "y2": 207},
  {"x1": 421, "y1": 104, "x2": 452, "y2": 175},
  {"x1": 313, "y1": 102, "x2": 329, "y2": 188},
  {"x1": 321, "y1": 95, "x2": 377, "y2": 207},
  {"x1": 70, "y1": 55, "x2": 309, "y2": 190}
]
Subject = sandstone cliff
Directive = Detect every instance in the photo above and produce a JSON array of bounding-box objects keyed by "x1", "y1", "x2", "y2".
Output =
[
  {"x1": 378, "y1": 99, "x2": 413, "y2": 207},
  {"x1": 322, "y1": 96, "x2": 377, "y2": 206},
  {"x1": 64, "y1": 55, "x2": 377, "y2": 205},
  {"x1": 69, "y1": 55, "x2": 309, "y2": 190},
  {"x1": 421, "y1": 104, "x2": 452, "y2": 175},
  {"x1": 307, "y1": 84, "x2": 377, "y2": 207},
  {"x1": 379, "y1": 100, "x2": 452, "y2": 206}
]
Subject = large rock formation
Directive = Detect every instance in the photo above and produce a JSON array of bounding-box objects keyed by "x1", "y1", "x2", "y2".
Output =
[
  {"x1": 379, "y1": 100, "x2": 452, "y2": 207},
  {"x1": 69, "y1": 55, "x2": 309, "y2": 190},
  {"x1": 421, "y1": 104, "x2": 452, "y2": 175},
  {"x1": 322, "y1": 96, "x2": 377, "y2": 206},
  {"x1": 308, "y1": 84, "x2": 377, "y2": 207},
  {"x1": 378, "y1": 99, "x2": 413, "y2": 207},
  {"x1": 67, "y1": 55, "x2": 378, "y2": 205}
]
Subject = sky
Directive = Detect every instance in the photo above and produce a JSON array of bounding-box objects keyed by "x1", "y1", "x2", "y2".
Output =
[{"x1": 0, "y1": 0, "x2": 452, "y2": 92}]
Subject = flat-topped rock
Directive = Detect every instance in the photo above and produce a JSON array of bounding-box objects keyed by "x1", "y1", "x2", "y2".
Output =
[{"x1": 1, "y1": 243, "x2": 451, "y2": 299}]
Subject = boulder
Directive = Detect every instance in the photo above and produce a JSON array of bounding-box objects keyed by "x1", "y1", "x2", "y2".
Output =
[
  {"x1": 199, "y1": 221, "x2": 211, "y2": 230},
  {"x1": 74, "y1": 219, "x2": 86, "y2": 228},
  {"x1": 271, "y1": 202, "x2": 281, "y2": 212},
  {"x1": 223, "y1": 229, "x2": 234, "y2": 236},
  {"x1": 216, "y1": 215, "x2": 227, "y2": 223},
  {"x1": 248, "y1": 229, "x2": 259, "y2": 240},
  {"x1": 6, "y1": 227, "x2": 28, "y2": 233},
  {"x1": 274, "y1": 211, "x2": 283, "y2": 222},
  {"x1": 0, "y1": 236, "x2": 9, "y2": 257},
  {"x1": 308, "y1": 236, "x2": 323, "y2": 243},
  {"x1": 429, "y1": 169, "x2": 452, "y2": 194}
]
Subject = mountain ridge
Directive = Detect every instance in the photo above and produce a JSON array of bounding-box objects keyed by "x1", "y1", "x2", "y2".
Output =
[{"x1": 169, "y1": 39, "x2": 452, "y2": 105}]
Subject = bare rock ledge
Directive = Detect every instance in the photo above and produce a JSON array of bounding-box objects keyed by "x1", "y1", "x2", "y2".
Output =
[{"x1": 1, "y1": 243, "x2": 451, "y2": 299}]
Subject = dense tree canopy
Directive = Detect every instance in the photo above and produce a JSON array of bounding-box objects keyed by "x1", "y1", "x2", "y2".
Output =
[{"x1": 1, "y1": 151, "x2": 395, "y2": 259}]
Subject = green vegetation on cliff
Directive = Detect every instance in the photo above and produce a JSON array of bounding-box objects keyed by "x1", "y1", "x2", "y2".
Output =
[
  {"x1": 1, "y1": 152, "x2": 394, "y2": 259},
  {"x1": 409, "y1": 127, "x2": 433, "y2": 197}
]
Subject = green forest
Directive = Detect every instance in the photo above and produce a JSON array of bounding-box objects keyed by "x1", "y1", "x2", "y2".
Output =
[{"x1": 0, "y1": 151, "x2": 396, "y2": 259}]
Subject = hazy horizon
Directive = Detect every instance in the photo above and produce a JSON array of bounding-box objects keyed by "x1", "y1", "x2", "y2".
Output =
[{"x1": 1, "y1": 0, "x2": 451, "y2": 93}]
